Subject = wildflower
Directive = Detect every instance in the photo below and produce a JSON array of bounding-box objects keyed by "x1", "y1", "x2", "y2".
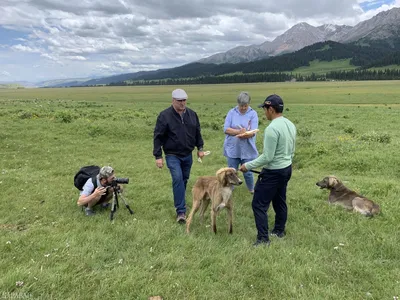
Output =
[{"x1": 16, "y1": 281, "x2": 24, "y2": 287}]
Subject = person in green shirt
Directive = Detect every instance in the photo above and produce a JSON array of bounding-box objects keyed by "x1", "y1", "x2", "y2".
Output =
[{"x1": 240, "y1": 94, "x2": 296, "y2": 246}]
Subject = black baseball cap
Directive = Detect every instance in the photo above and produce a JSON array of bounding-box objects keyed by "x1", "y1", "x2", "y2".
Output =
[{"x1": 257, "y1": 94, "x2": 284, "y2": 108}]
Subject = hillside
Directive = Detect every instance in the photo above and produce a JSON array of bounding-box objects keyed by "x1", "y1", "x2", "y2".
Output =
[
  {"x1": 290, "y1": 59, "x2": 357, "y2": 75},
  {"x1": 105, "y1": 41, "x2": 396, "y2": 83},
  {"x1": 198, "y1": 7, "x2": 400, "y2": 64}
]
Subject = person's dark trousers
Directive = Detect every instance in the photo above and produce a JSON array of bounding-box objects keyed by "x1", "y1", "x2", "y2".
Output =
[
  {"x1": 165, "y1": 154, "x2": 193, "y2": 215},
  {"x1": 252, "y1": 165, "x2": 292, "y2": 241}
]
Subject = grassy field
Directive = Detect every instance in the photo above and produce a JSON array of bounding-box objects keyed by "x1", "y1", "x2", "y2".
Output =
[
  {"x1": 291, "y1": 59, "x2": 357, "y2": 75},
  {"x1": 0, "y1": 84, "x2": 24, "y2": 89},
  {"x1": 0, "y1": 81, "x2": 399, "y2": 299}
]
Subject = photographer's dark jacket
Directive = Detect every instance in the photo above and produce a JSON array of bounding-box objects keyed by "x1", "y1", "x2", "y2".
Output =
[{"x1": 153, "y1": 106, "x2": 204, "y2": 159}]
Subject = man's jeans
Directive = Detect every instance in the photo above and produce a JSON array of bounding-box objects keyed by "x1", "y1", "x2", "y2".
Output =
[
  {"x1": 227, "y1": 157, "x2": 255, "y2": 191},
  {"x1": 252, "y1": 165, "x2": 292, "y2": 241},
  {"x1": 165, "y1": 154, "x2": 193, "y2": 214}
]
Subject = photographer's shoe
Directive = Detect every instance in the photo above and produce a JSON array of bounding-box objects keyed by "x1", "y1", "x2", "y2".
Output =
[
  {"x1": 176, "y1": 213, "x2": 186, "y2": 224},
  {"x1": 101, "y1": 203, "x2": 110, "y2": 209},
  {"x1": 85, "y1": 208, "x2": 96, "y2": 216}
]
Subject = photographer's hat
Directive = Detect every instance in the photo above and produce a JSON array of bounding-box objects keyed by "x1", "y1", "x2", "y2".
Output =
[
  {"x1": 172, "y1": 88, "x2": 188, "y2": 101},
  {"x1": 258, "y1": 94, "x2": 284, "y2": 109},
  {"x1": 99, "y1": 166, "x2": 114, "y2": 179}
]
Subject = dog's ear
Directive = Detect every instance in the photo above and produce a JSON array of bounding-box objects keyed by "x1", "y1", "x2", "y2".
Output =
[
  {"x1": 328, "y1": 176, "x2": 338, "y2": 187},
  {"x1": 216, "y1": 168, "x2": 228, "y2": 185}
]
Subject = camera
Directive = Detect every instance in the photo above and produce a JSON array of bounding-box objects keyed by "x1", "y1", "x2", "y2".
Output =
[{"x1": 110, "y1": 177, "x2": 129, "y2": 187}]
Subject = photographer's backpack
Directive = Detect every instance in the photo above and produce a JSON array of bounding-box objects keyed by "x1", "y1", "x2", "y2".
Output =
[{"x1": 74, "y1": 165, "x2": 100, "y2": 191}]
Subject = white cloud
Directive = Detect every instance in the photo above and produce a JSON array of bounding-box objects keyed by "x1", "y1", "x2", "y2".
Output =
[
  {"x1": 0, "y1": 0, "x2": 398, "y2": 82},
  {"x1": 1, "y1": 71, "x2": 11, "y2": 77},
  {"x1": 64, "y1": 56, "x2": 87, "y2": 61},
  {"x1": 11, "y1": 44, "x2": 41, "y2": 53}
]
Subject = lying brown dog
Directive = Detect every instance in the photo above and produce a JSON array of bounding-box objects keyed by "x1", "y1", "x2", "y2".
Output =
[
  {"x1": 186, "y1": 167, "x2": 242, "y2": 234},
  {"x1": 316, "y1": 175, "x2": 380, "y2": 216}
]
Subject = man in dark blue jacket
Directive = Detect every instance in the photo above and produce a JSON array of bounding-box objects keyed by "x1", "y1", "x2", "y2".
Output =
[{"x1": 153, "y1": 88, "x2": 205, "y2": 223}]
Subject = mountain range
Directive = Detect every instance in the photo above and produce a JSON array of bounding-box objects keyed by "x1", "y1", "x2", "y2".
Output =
[
  {"x1": 198, "y1": 7, "x2": 400, "y2": 64},
  {"x1": 8, "y1": 7, "x2": 400, "y2": 88}
]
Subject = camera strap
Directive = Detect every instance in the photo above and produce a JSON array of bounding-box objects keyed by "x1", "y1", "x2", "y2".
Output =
[
  {"x1": 91, "y1": 176, "x2": 98, "y2": 190},
  {"x1": 92, "y1": 176, "x2": 108, "y2": 201}
]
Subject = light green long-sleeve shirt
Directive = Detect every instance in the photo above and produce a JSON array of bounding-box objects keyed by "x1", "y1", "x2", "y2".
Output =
[{"x1": 245, "y1": 116, "x2": 296, "y2": 170}]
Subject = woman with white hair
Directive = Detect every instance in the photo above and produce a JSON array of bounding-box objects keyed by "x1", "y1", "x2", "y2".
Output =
[{"x1": 223, "y1": 92, "x2": 259, "y2": 193}]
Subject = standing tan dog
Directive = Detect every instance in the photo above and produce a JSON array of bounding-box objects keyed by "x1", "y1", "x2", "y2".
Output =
[
  {"x1": 186, "y1": 167, "x2": 242, "y2": 234},
  {"x1": 316, "y1": 176, "x2": 380, "y2": 216}
]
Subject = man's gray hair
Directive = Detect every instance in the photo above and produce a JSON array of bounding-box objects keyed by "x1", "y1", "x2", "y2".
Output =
[
  {"x1": 237, "y1": 92, "x2": 251, "y2": 106},
  {"x1": 99, "y1": 166, "x2": 114, "y2": 179}
]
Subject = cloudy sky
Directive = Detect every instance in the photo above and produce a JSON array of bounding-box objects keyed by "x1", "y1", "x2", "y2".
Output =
[{"x1": 0, "y1": 0, "x2": 399, "y2": 83}]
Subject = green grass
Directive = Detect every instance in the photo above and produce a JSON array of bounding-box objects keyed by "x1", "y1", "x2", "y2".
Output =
[
  {"x1": 0, "y1": 82, "x2": 400, "y2": 299},
  {"x1": 315, "y1": 44, "x2": 332, "y2": 52},
  {"x1": 0, "y1": 84, "x2": 24, "y2": 89},
  {"x1": 291, "y1": 59, "x2": 357, "y2": 75}
]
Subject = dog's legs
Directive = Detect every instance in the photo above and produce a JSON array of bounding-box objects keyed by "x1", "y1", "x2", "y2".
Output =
[
  {"x1": 216, "y1": 203, "x2": 226, "y2": 211},
  {"x1": 216, "y1": 188, "x2": 232, "y2": 211},
  {"x1": 353, "y1": 206, "x2": 369, "y2": 216},
  {"x1": 186, "y1": 198, "x2": 201, "y2": 234},
  {"x1": 227, "y1": 206, "x2": 233, "y2": 234},
  {"x1": 199, "y1": 199, "x2": 210, "y2": 224},
  {"x1": 352, "y1": 197, "x2": 370, "y2": 216},
  {"x1": 211, "y1": 209, "x2": 217, "y2": 234}
]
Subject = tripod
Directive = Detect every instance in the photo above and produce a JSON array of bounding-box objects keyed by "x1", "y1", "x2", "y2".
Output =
[{"x1": 110, "y1": 186, "x2": 134, "y2": 221}]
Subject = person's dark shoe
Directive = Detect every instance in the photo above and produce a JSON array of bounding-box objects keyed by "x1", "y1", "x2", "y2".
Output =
[
  {"x1": 176, "y1": 213, "x2": 186, "y2": 224},
  {"x1": 253, "y1": 239, "x2": 271, "y2": 247},
  {"x1": 85, "y1": 208, "x2": 96, "y2": 216},
  {"x1": 270, "y1": 229, "x2": 285, "y2": 238},
  {"x1": 101, "y1": 203, "x2": 110, "y2": 209}
]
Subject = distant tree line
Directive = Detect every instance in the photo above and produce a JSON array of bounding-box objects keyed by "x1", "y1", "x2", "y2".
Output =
[
  {"x1": 326, "y1": 69, "x2": 400, "y2": 80},
  {"x1": 105, "y1": 68, "x2": 400, "y2": 86},
  {"x1": 109, "y1": 73, "x2": 293, "y2": 86}
]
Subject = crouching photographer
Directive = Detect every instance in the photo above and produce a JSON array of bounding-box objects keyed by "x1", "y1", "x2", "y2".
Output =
[{"x1": 77, "y1": 166, "x2": 128, "y2": 216}]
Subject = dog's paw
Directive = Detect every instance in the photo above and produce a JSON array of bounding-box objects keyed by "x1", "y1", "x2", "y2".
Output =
[{"x1": 216, "y1": 203, "x2": 226, "y2": 212}]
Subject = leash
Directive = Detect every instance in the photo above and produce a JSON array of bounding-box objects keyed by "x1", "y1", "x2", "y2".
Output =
[
  {"x1": 249, "y1": 169, "x2": 261, "y2": 174},
  {"x1": 197, "y1": 151, "x2": 211, "y2": 163}
]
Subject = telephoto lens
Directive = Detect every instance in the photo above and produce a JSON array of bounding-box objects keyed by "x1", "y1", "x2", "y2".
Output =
[{"x1": 115, "y1": 177, "x2": 129, "y2": 184}]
